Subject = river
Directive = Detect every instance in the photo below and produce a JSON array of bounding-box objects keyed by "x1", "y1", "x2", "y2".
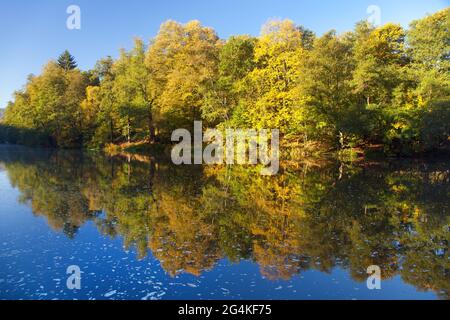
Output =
[{"x1": 0, "y1": 145, "x2": 448, "y2": 300}]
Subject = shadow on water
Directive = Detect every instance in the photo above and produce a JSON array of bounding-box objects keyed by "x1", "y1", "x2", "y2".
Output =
[{"x1": 0, "y1": 145, "x2": 448, "y2": 299}]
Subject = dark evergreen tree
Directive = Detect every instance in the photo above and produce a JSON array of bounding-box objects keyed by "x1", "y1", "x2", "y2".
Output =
[{"x1": 57, "y1": 50, "x2": 77, "y2": 71}]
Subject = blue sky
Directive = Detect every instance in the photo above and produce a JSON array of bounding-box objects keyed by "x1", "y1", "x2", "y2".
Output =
[{"x1": 0, "y1": 0, "x2": 448, "y2": 109}]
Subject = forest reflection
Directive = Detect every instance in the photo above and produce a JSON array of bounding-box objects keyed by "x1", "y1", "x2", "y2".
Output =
[{"x1": 0, "y1": 146, "x2": 448, "y2": 299}]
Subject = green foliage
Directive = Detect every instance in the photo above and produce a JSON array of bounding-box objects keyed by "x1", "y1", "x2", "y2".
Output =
[
  {"x1": 202, "y1": 35, "x2": 256, "y2": 126},
  {"x1": 408, "y1": 8, "x2": 450, "y2": 72},
  {"x1": 297, "y1": 30, "x2": 356, "y2": 145},
  {"x1": 2, "y1": 61, "x2": 92, "y2": 147}
]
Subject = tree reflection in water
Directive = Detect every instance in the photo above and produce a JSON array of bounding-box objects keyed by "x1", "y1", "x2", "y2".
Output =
[{"x1": 0, "y1": 146, "x2": 448, "y2": 298}]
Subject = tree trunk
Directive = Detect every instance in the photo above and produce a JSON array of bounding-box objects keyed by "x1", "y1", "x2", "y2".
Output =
[
  {"x1": 339, "y1": 131, "x2": 344, "y2": 149},
  {"x1": 127, "y1": 117, "x2": 131, "y2": 144},
  {"x1": 110, "y1": 118, "x2": 114, "y2": 144},
  {"x1": 148, "y1": 110, "x2": 155, "y2": 143}
]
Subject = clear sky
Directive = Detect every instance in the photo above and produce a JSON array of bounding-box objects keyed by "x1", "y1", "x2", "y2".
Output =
[{"x1": 0, "y1": 0, "x2": 448, "y2": 109}]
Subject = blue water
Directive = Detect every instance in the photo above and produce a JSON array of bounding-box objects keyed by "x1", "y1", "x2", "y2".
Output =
[{"x1": 0, "y1": 147, "x2": 447, "y2": 300}]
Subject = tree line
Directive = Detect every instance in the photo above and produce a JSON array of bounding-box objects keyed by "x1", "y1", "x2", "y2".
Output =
[{"x1": 0, "y1": 8, "x2": 448, "y2": 155}]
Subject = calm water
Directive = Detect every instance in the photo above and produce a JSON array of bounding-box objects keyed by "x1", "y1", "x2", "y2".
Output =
[{"x1": 0, "y1": 145, "x2": 448, "y2": 300}]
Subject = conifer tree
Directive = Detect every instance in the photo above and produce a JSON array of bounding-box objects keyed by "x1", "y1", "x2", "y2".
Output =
[{"x1": 57, "y1": 50, "x2": 78, "y2": 71}]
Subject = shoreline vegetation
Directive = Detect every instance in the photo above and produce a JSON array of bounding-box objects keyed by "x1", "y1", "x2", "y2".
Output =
[{"x1": 0, "y1": 8, "x2": 449, "y2": 161}]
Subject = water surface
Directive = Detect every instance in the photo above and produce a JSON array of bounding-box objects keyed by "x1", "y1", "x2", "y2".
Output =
[{"x1": 0, "y1": 145, "x2": 448, "y2": 300}]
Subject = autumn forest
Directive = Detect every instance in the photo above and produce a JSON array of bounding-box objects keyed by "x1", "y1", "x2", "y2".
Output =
[{"x1": 0, "y1": 8, "x2": 449, "y2": 157}]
